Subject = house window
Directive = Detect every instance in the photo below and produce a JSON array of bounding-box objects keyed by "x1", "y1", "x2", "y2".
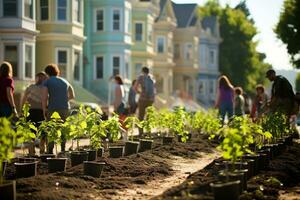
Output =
[
  {"x1": 135, "y1": 63, "x2": 142, "y2": 77},
  {"x1": 184, "y1": 43, "x2": 193, "y2": 60},
  {"x1": 57, "y1": 0, "x2": 67, "y2": 21},
  {"x1": 174, "y1": 44, "x2": 180, "y2": 58},
  {"x1": 24, "y1": 0, "x2": 33, "y2": 19},
  {"x1": 113, "y1": 9, "x2": 120, "y2": 31},
  {"x1": 157, "y1": 36, "x2": 165, "y2": 53},
  {"x1": 57, "y1": 50, "x2": 67, "y2": 78},
  {"x1": 4, "y1": 45, "x2": 18, "y2": 78},
  {"x1": 73, "y1": 51, "x2": 80, "y2": 81},
  {"x1": 95, "y1": 56, "x2": 103, "y2": 79},
  {"x1": 209, "y1": 80, "x2": 214, "y2": 94},
  {"x1": 112, "y1": 56, "x2": 120, "y2": 76},
  {"x1": 25, "y1": 45, "x2": 33, "y2": 78},
  {"x1": 135, "y1": 23, "x2": 143, "y2": 41},
  {"x1": 40, "y1": 0, "x2": 49, "y2": 20},
  {"x1": 209, "y1": 49, "x2": 216, "y2": 65},
  {"x1": 73, "y1": 0, "x2": 81, "y2": 23},
  {"x1": 96, "y1": 9, "x2": 104, "y2": 31},
  {"x1": 3, "y1": 0, "x2": 17, "y2": 17},
  {"x1": 198, "y1": 81, "x2": 205, "y2": 95}
]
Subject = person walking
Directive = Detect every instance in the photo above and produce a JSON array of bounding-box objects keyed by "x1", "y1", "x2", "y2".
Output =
[
  {"x1": 250, "y1": 84, "x2": 269, "y2": 119},
  {"x1": 42, "y1": 64, "x2": 75, "y2": 154},
  {"x1": 234, "y1": 87, "x2": 245, "y2": 116},
  {"x1": 215, "y1": 75, "x2": 234, "y2": 124},
  {"x1": 266, "y1": 69, "x2": 296, "y2": 116},
  {"x1": 0, "y1": 61, "x2": 18, "y2": 118},
  {"x1": 128, "y1": 79, "x2": 137, "y2": 115},
  {"x1": 134, "y1": 67, "x2": 155, "y2": 136},
  {"x1": 113, "y1": 75, "x2": 125, "y2": 115},
  {"x1": 22, "y1": 72, "x2": 48, "y2": 155}
]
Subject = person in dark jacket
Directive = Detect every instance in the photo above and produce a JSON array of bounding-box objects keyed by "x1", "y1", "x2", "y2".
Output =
[{"x1": 128, "y1": 80, "x2": 137, "y2": 114}]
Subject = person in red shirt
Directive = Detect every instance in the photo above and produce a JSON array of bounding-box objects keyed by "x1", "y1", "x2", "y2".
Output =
[{"x1": 0, "y1": 61, "x2": 18, "y2": 118}]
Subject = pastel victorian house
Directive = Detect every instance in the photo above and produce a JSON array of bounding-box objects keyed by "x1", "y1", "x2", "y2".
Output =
[
  {"x1": 172, "y1": 3, "x2": 200, "y2": 100},
  {"x1": 35, "y1": 0, "x2": 85, "y2": 84},
  {"x1": 0, "y1": 0, "x2": 38, "y2": 81},
  {"x1": 197, "y1": 16, "x2": 221, "y2": 106},
  {"x1": 131, "y1": 0, "x2": 159, "y2": 78},
  {"x1": 84, "y1": 0, "x2": 132, "y2": 102},
  {"x1": 153, "y1": 0, "x2": 176, "y2": 98}
]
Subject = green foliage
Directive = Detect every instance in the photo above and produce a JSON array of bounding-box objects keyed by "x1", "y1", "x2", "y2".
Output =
[
  {"x1": 124, "y1": 116, "x2": 141, "y2": 141},
  {"x1": 105, "y1": 113, "x2": 121, "y2": 142},
  {"x1": 275, "y1": 0, "x2": 300, "y2": 67},
  {"x1": 169, "y1": 107, "x2": 189, "y2": 142},
  {"x1": 141, "y1": 106, "x2": 157, "y2": 135},
  {"x1": 15, "y1": 103, "x2": 37, "y2": 146},
  {"x1": 0, "y1": 118, "x2": 16, "y2": 184},
  {"x1": 260, "y1": 112, "x2": 289, "y2": 140},
  {"x1": 295, "y1": 73, "x2": 300, "y2": 91},
  {"x1": 156, "y1": 109, "x2": 173, "y2": 134},
  {"x1": 198, "y1": 1, "x2": 270, "y2": 94}
]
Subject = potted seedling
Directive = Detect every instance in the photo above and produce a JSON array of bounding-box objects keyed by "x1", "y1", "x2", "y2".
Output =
[
  {"x1": 141, "y1": 106, "x2": 157, "y2": 138},
  {"x1": 0, "y1": 117, "x2": 17, "y2": 200},
  {"x1": 38, "y1": 112, "x2": 67, "y2": 173},
  {"x1": 14, "y1": 103, "x2": 38, "y2": 178},
  {"x1": 172, "y1": 106, "x2": 191, "y2": 143},
  {"x1": 106, "y1": 114, "x2": 123, "y2": 158},
  {"x1": 124, "y1": 116, "x2": 141, "y2": 155}
]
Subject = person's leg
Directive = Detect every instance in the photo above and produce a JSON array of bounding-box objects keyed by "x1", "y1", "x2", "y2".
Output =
[
  {"x1": 58, "y1": 109, "x2": 69, "y2": 152},
  {"x1": 46, "y1": 111, "x2": 54, "y2": 154},
  {"x1": 227, "y1": 102, "x2": 234, "y2": 120},
  {"x1": 219, "y1": 103, "x2": 226, "y2": 124},
  {"x1": 138, "y1": 100, "x2": 147, "y2": 136}
]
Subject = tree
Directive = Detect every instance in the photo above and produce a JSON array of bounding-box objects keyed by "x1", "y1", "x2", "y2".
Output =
[
  {"x1": 275, "y1": 0, "x2": 300, "y2": 68},
  {"x1": 295, "y1": 73, "x2": 300, "y2": 91},
  {"x1": 199, "y1": 1, "x2": 271, "y2": 93}
]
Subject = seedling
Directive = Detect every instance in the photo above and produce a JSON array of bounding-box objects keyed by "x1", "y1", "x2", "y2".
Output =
[
  {"x1": 105, "y1": 113, "x2": 121, "y2": 142},
  {"x1": 124, "y1": 116, "x2": 141, "y2": 141}
]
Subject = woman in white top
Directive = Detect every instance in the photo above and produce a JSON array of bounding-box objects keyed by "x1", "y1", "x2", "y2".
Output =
[{"x1": 113, "y1": 75, "x2": 125, "y2": 115}]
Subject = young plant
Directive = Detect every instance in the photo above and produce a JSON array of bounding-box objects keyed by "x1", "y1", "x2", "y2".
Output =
[
  {"x1": 105, "y1": 113, "x2": 121, "y2": 142},
  {"x1": 157, "y1": 109, "x2": 173, "y2": 135},
  {"x1": 202, "y1": 109, "x2": 222, "y2": 137},
  {"x1": 141, "y1": 106, "x2": 157, "y2": 137},
  {"x1": 170, "y1": 106, "x2": 189, "y2": 142},
  {"x1": 124, "y1": 116, "x2": 141, "y2": 141},
  {"x1": 0, "y1": 118, "x2": 17, "y2": 184},
  {"x1": 15, "y1": 103, "x2": 37, "y2": 155},
  {"x1": 38, "y1": 112, "x2": 64, "y2": 155}
]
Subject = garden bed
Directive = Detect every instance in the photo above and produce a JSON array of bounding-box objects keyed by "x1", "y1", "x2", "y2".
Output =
[
  {"x1": 153, "y1": 140, "x2": 300, "y2": 200},
  {"x1": 4, "y1": 136, "x2": 216, "y2": 200}
]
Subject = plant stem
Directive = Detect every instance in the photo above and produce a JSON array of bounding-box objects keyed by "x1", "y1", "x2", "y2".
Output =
[{"x1": 0, "y1": 161, "x2": 3, "y2": 185}]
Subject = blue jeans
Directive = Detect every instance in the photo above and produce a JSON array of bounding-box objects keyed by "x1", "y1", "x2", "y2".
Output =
[
  {"x1": 219, "y1": 101, "x2": 233, "y2": 124},
  {"x1": 0, "y1": 104, "x2": 13, "y2": 118}
]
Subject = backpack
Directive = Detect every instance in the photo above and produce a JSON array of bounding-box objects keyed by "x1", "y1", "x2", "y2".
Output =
[{"x1": 143, "y1": 75, "x2": 155, "y2": 98}]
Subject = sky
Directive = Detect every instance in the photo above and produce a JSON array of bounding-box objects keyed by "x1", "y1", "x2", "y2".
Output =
[{"x1": 173, "y1": 0, "x2": 293, "y2": 70}]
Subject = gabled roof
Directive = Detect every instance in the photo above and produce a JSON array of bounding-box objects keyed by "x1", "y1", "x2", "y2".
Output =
[
  {"x1": 201, "y1": 16, "x2": 218, "y2": 35},
  {"x1": 172, "y1": 2, "x2": 197, "y2": 28}
]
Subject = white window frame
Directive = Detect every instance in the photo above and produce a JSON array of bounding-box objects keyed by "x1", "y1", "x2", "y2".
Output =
[
  {"x1": 73, "y1": 0, "x2": 82, "y2": 23},
  {"x1": 24, "y1": 44, "x2": 34, "y2": 79},
  {"x1": 184, "y1": 43, "x2": 193, "y2": 60},
  {"x1": 112, "y1": 8, "x2": 122, "y2": 31},
  {"x1": 56, "y1": 0, "x2": 68, "y2": 22},
  {"x1": 24, "y1": 0, "x2": 34, "y2": 19},
  {"x1": 94, "y1": 55, "x2": 104, "y2": 80},
  {"x1": 156, "y1": 36, "x2": 165, "y2": 54},
  {"x1": 112, "y1": 55, "x2": 121, "y2": 76},
  {"x1": 55, "y1": 48, "x2": 69, "y2": 78},
  {"x1": 39, "y1": 0, "x2": 49, "y2": 21},
  {"x1": 134, "y1": 22, "x2": 144, "y2": 42},
  {"x1": 94, "y1": 8, "x2": 104, "y2": 32}
]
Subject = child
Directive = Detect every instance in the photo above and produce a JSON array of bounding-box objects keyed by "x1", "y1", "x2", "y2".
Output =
[{"x1": 234, "y1": 87, "x2": 245, "y2": 116}]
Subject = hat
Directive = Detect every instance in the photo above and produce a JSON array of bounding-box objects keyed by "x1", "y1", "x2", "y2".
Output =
[{"x1": 266, "y1": 69, "x2": 275, "y2": 77}]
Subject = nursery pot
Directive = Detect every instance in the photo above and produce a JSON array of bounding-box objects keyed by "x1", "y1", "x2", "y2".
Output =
[
  {"x1": 109, "y1": 146, "x2": 124, "y2": 158},
  {"x1": 97, "y1": 147, "x2": 104, "y2": 157},
  {"x1": 124, "y1": 141, "x2": 139, "y2": 156},
  {"x1": 18, "y1": 157, "x2": 37, "y2": 163},
  {"x1": 14, "y1": 161, "x2": 38, "y2": 178},
  {"x1": 47, "y1": 158, "x2": 67, "y2": 173},
  {"x1": 40, "y1": 154, "x2": 55, "y2": 163},
  {"x1": 2, "y1": 161, "x2": 7, "y2": 177},
  {"x1": 243, "y1": 154, "x2": 259, "y2": 175},
  {"x1": 162, "y1": 136, "x2": 174, "y2": 145},
  {"x1": 139, "y1": 139, "x2": 153, "y2": 152},
  {"x1": 86, "y1": 150, "x2": 97, "y2": 161},
  {"x1": 284, "y1": 135, "x2": 293, "y2": 146},
  {"x1": 210, "y1": 180, "x2": 240, "y2": 200},
  {"x1": 242, "y1": 159, "x2": 255, "y2": 180},
  {"x1": 177, "y1": 133, "x2": 192, "y2": 142},
  {"x1": 70, "y1": 151, "x2": 88, "y2": 167},
  {"x1": 218, "y1": 170, "x2": 247, "y2": 193},
  {"x1": 261, "y1": 146, "x2": 274, "y2": 160},
  {"x1": 0, "y1": 180, "x2": 16, "y2": 200},
  {"x1": 83, "y1": 161, "x2": 105, "y2": 178}
]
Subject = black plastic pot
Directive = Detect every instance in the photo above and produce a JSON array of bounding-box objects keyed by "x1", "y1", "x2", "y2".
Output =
[
  {"x1": 139, "y1": 139, "x2": 153, "y2": 152},
  {"x1": 14, "y1": 161, "x2": 38, "y2": 178},
  {"x1": 218, "y1": 170, "x2": 247, "y2": 193},
  {"x1": 83, "y1": 161, "x2": 105, "y2": 178},
  {"x1": 162, "y1": 136, "x2": 174, "y2": 145},
  {"x1": 70, "y1": 151, "x2": 88, "y2": 167},
  {"x1": 210, "y1": 180, "x2": 240, "y2": 200},
  {"x1": 284, "y1": 135, "x2": 293, "y2": 146},
  {"x1": 0, "y1": 180, "x2": 16, "y2": 200},
  {"x1": 97, "y1": 147, "x2": 104, "y2": 157},
  {"x1": 40, "y1": 154, "x2": 55, "y2": 163},
  {"x1": 47, "y1": 158, "x2": 67, "y2": 173},
  {"x1": 109, "y1": 146, "x2": 124, "y2": 158},
  {"x1": 243, "y1": 154, "x2": 259, "y2": 175},
  {"x1": 86, "y1": 150, "x2": 97, "y2": 161},
  {"x1": 242, "y1": 159, "x2": 255, "y2": 180},
  {"x1": 177, "y1": 133, "x2": 192, "y2": 142},
  {"x1": 2, "y1": 161, "x2": 7, "y2": 177},
  {"x1": 261, "y1": 145, "x2": 274, "y2": 159},
  {"x1": 18, "y1": 157, "x2": 37, "y2": 163},
  {"x1": 124, "y1": 141, "x2": 139, "y2": 156}
]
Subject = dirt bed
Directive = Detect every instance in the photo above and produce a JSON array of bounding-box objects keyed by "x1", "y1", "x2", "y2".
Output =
[
  {"x1": 5, "y1": 136, "x2": 216, "y2": 200},
  {"x1": 152, "y1": 140, "x2": 300, "y2": 200}
]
